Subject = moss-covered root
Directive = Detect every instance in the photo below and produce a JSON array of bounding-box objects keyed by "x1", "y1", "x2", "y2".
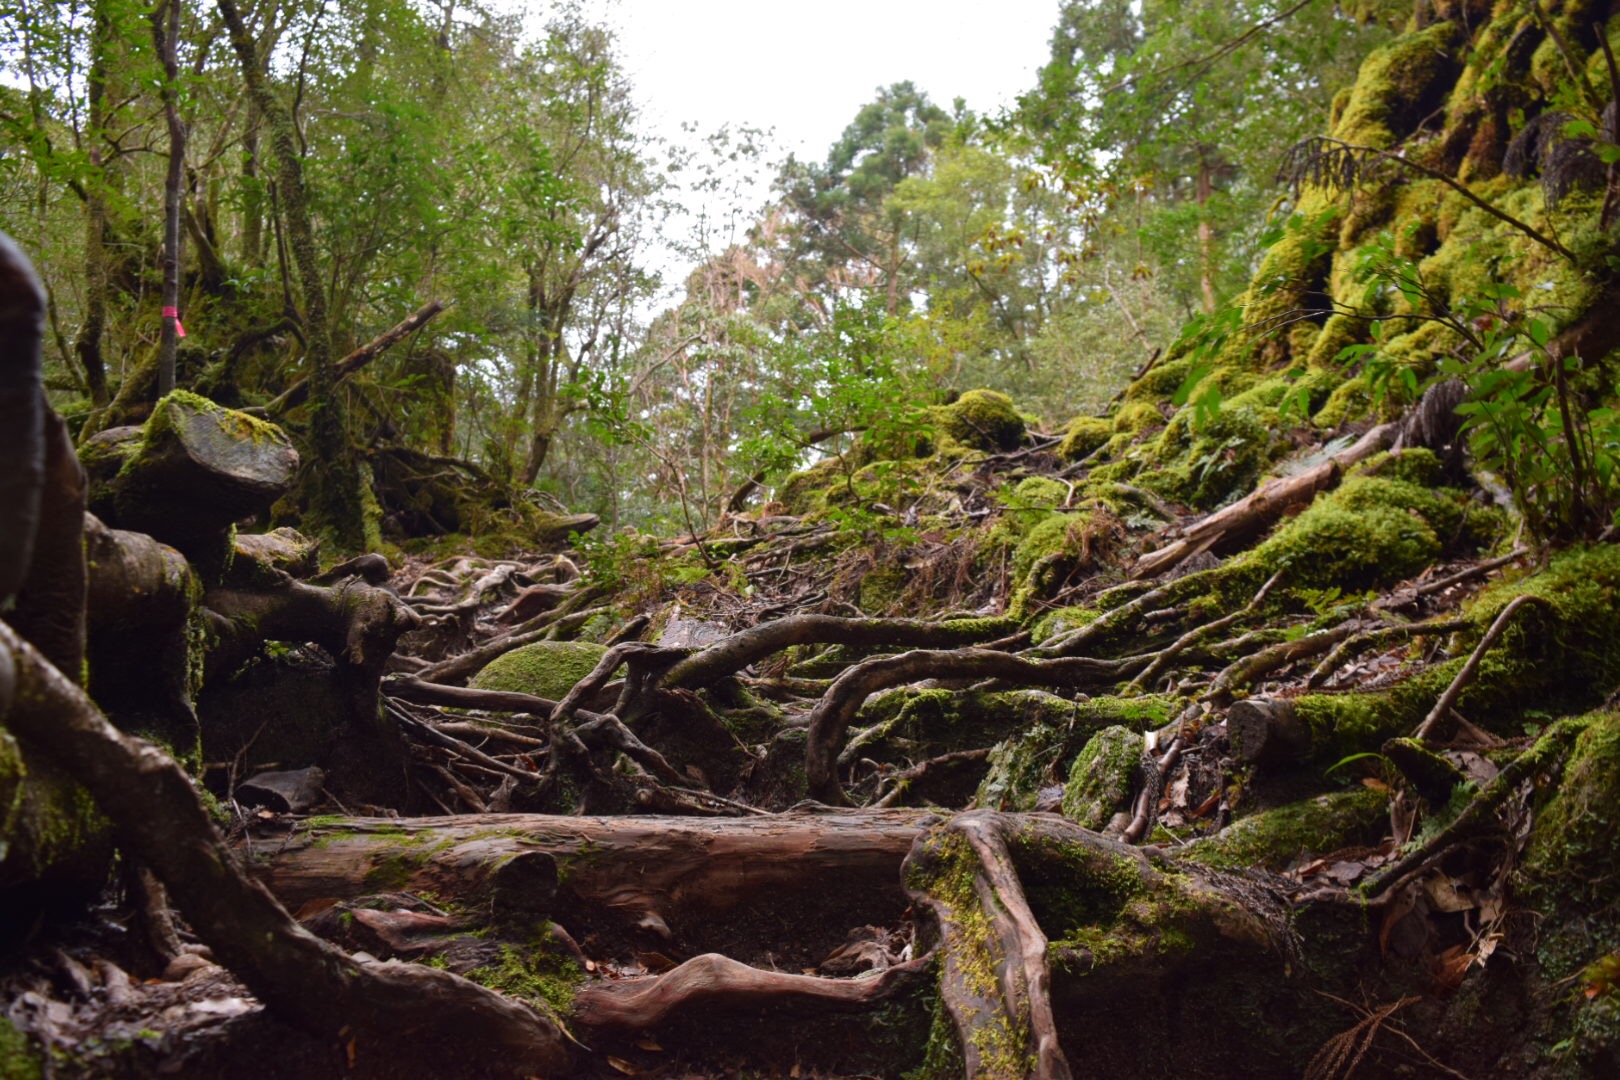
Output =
[
  {"x1": 906, "y1": 811, "x2": 1285, "y2": 1079},
  {"x1": 904, "y1": 812, "x2": 1075, "y2": 1079}
]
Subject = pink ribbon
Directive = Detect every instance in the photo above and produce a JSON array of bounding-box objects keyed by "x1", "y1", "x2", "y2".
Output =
[{"x1": 162, "y1": 305, "x2": 186, "y2": 339}]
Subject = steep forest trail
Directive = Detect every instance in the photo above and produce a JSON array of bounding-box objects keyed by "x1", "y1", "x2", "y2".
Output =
[{"x1": 8, "y1": 1, "x2": 1620, "y2": 1077}]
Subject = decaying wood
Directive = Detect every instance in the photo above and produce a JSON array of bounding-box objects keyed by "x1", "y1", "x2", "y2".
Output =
[
  {"x1": 572, "y1": 951, "x2": 932, "y2": 1032},
  {"x1": 254, "y1": 810, "x2": 934, "y2": 926},
  {"x1": 1227, "y1": 697, "x2": 1312, "y2": 766}
]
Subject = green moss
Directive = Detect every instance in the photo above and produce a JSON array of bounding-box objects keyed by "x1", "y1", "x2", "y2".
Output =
[
  {"x1": 469, "y1": 640, "x2": 608, "y2": 700},
  {"x1": 1058, "y1": 416, "x2": 1112, "y2": 462},
  {"x1": 978, "y1": 697, "x2": 1173, "y2": 811},
  {"x1": 1186, "y1": 788, "x2": 1389, "y2": 871},
  {"x1": 1249, "y1": 496, "x2": 1440, "y2": 590},
  {"x1": 463, "y1": 934, "x2": 585, "y2": 1018},
  {"x1": 859, "y1": 565, "x2": 907, "y2": 612},
  {"x1": 1312, "y1": 373, "x2": 1374, "y2": 428},
  {"x1": 931, "y1": 389, "x2": 1026, "y2": 452},
  {"x1": 1113, "y1": 400, "x2": 1164, "y2": 434},
  {"x1": 1137, "y1": 405, "x2": 1285, "y2": 511},
  {"x1": 1011, "y1": 476, "x2": 1068, "y2": 508},
  {"x1": 140, "y1": 389, "x2": 291, "y2": 453},
  {"x1": 907, "y1": 831, "x2": 1034, "y2": 1074},
  {"x1": 1060, "y1": 726, "x2": 1143, "y2": 829},
  {"x1": 0, "y1": 1018, "x2": 42, "y2": 1080},
  {"x1": 776, "y1": 456, "x2": 844, "y2": 515},
  {"x1": 1355, "y1": 447, "x2": 1445, "y2": 487},
  {"x1": 1331, "y1": 20, "x2": 1461, "y2": 148},
  {"x1": 1012, "y1": 512, "x2": 1091, "y2": 581},
  {"x1": 1030, "y1": 605, "x2": 1101, "y2": 643}
]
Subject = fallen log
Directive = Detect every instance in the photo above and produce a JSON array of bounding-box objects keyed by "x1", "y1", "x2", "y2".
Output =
[{"x1": 253, "y1": 810, "x2": 935, "y2": 962}]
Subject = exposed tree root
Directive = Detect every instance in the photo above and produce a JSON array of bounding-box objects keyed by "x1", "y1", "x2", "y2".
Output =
[{"x1": 0, "y1": 621, "x2": 571, "y2": 1077}]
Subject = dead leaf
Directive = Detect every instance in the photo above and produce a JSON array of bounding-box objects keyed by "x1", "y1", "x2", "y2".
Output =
[
  {"x1": 1379, "y1": 886, "x2": 1419, "y2": 957},
  {"x1": 1432, "y1": 944, "x2": 1471, "y2": 993},
  {"x1": 1425, "y1": 876, "x2": 1477, "y2": 913},
  {"x1": 634, "y1": 1038, "x2": 663, "y2": 1052},
  {"x1": 606, "y1": 1056, "x2": 639, "y2": 1075}
]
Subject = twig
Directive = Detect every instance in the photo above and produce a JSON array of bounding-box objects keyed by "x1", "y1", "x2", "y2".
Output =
[
  {"x1": 1414, "y1": 594, "x2": 1548, "y2": 742},
  {"x1": 1128, "y1": 570, "x2": 1283, "y2": 691}
]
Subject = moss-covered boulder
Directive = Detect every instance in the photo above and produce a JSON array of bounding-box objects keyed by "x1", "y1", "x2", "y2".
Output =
[
  {"x1": 470, "y1": 640, "x2": 608, "y2": 700},
  {"x1": 1247, "y1": 475, "x2": 1461, "y2": 589},
  {"x1": 1058, "y1": 415, "x2": 1112, "y2": 462},
  {"x1": 932, "y1": 389, "x2": 1025, "y2": 452},
  {"x1": 1061, "y1": 725, "x2": 1144, "y2": 830}
]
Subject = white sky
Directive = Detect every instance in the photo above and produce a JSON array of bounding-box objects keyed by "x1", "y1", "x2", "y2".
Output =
[{"x1": 573, "y1": 0, "x2": 1063, "y2": 283}]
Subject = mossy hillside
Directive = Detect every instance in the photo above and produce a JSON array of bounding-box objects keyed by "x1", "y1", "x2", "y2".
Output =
[
  {"x1": 1330, "y1": 19, "x2": 1461, "y2": 148},
  {"x1": 1520, "y1": 711, "x2": 1620, "y2": 913},
  {"x1": 1185, "y1": 788, "x2": 1388, "y2": 871},
  {"x1": 1512, "y1": 711, "x2": 1620, "y2": 1072},
  {"x1": 1291, "y1": 545, "x2": 1620, "y2": 760},
  {"x1": 1135, "y1": 403, "x2": 1289, "y2": 511},
  {"x1": 469, "y1": 640, "x2": 608, "y2": 700}
]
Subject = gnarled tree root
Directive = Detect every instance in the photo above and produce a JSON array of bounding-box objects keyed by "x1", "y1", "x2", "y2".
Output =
[{"x1": 0, "y1": 621, "x2": 570, "y2": 1076}]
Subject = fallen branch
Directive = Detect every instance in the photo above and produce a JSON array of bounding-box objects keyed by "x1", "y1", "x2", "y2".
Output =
[
  {"x1": 804, "y1": 648, "x2": 1126, "y2": 804},
  {"x1": 1131, "y1": 423, "x2": 1395, "y2": 580},
  {"x1": 257, "y1": 299, "x2": 445, "y2": 417},
  {"x1": 664, "y1": 612, "x2": 1016, "y2": 690}
]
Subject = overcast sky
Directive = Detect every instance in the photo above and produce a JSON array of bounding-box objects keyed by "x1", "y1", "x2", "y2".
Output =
[{"x1": 571, "y1": 0, "x2": 1063, "y2": 282}]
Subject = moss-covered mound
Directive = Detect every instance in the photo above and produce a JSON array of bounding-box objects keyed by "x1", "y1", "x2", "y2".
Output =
[
  {"x1": 469, "y1": 640, "x2": 608, "y2": 700},
  {"x1": 931, "y1": 389, "x2": 1025, "y2": 452}
]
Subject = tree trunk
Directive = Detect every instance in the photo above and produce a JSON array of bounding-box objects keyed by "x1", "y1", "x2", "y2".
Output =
[
  {"x1": 75, "y1": 2, "x2": 114, "y2": 408},
  {"x1": 1197, "y1": 149, "x2": 1217, "y2": 315},
  {"x1": 218, "y1": 0, "x2": 367, "y2": 549},
  {"x1": 151, "y1": 0, "x2": 185, "y2": 399}
]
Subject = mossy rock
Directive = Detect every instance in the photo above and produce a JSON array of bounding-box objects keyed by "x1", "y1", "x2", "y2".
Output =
[
  {"x1": 470, "y1": 641, "x2": 608, "y2": 700},
  {"x1": 1060, "y1": 725, "x2": 1144, "y2": 829},
  {"x1": 1186, "y1": 788, "x2": 1388, "y2": 871},
  {"x1": 1355, "y1": 446, "x2": 1446, "y2": 487},
  {"x1": 776, "y1": 457, "x2": 844, "y2": 515},
  {"x1": 1012, "y1": 512, "x2": 1091, "y2": 581},
  {"x1": 1138, "y1": 405, "x2": 1284, "y2": 511},
  {"x1": 0, "y1": 725, "x2": 113, "y2": 897},
  {"x1": 976, "y1": 694, "x2": 1177, "y2": 812},
  {"x1": 931, "y1": 389, "x2": 1025, "y2": 452},
  {"x1": 1058, "y1": 416, "x2": 1112, "y2": 462}
]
